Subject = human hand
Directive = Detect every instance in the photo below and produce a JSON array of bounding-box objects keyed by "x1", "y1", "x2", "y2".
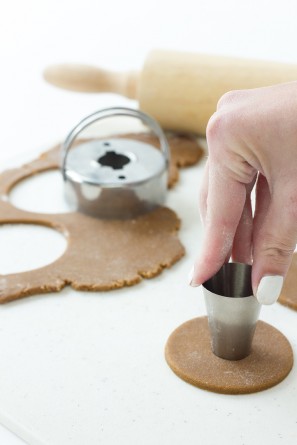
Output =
[{"x1": 190, "y1": 81, "x2": 297, "y2": 304}]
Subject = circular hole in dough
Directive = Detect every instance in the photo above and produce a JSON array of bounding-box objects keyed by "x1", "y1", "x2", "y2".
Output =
[
  {"x1": 0, "y1": 224, "x2": 67, "y2": 274},
  {"x1": 9, "y1": 170, "x2": 74, "y2": 214}
]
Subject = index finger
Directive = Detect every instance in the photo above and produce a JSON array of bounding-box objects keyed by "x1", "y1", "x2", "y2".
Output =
[{"x1": 191, "y1": 161, "x2": 246, "y2": 286}]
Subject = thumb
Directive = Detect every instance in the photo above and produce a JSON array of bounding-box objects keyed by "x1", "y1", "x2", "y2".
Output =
[{"x1": 252, "y1": 189, "x2": 297, "y2": 305}]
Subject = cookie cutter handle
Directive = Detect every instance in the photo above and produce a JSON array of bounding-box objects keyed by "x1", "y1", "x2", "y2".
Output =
[{"x1": 61, "y1": 107, "x2": 170, "y2": 180}]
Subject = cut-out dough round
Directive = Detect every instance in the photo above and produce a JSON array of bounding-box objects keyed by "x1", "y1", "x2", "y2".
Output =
[
  {"x1": 279, "y1": 252, "x2": 297, "y2": 310},
  {"x1": 165, "y1": 317, "x2": 293, "y2": 394}
]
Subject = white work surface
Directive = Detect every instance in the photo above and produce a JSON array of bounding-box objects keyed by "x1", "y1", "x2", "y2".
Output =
[
  {"x1": 1, "y1": 150, "x2": 297, "y2": 445},
  {"x1": 1, "y1": 1, "x2": 297, "y2": 444}
]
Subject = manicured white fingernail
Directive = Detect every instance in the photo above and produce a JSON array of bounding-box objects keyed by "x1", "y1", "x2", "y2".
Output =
[
  {"x1": 188, "y1": 266, "x2": 199, "y2": 287},
  {"x1": 256, "y1": 276, "x2": 283, "y2": 305}
]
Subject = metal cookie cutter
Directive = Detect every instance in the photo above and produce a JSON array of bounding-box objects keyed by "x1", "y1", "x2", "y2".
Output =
[
  {"x1": 61, "y1": 107, "x2": 170, "y2": 219},
  {"x1": 202, "y1": 263, "x2": 261, "y2": 360}
]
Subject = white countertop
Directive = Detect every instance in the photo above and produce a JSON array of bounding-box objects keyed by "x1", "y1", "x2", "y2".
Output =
[
  {"x1": 1, "y1": 1, "x2": 297, "y2": 444},
  {"x1": 1, "y1": 153, "x2": 297, "y2": 445}
]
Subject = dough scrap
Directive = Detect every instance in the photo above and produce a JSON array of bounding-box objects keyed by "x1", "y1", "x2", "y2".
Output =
[
  {"x1": 165, "y1": 317, "x2": 293, "y2": 394},
  {"x1": 0, "y1": 132, "x2": 204, "y2": 303},
  {"x1": 0, "y1": 202, "x2": 184, "y2": 303},
  {"x1": 0, "y1": 133, "x2": 204, "y2": 196}
]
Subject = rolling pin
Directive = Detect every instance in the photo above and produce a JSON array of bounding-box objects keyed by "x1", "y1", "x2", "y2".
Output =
[{"x1": 44, "y1": 50, "x2": 297, "y2": 135}]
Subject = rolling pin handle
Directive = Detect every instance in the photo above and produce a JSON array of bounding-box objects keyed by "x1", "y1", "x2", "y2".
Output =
[{"x1": 43, "y1": 64, "x2": 138, "y2": 99}]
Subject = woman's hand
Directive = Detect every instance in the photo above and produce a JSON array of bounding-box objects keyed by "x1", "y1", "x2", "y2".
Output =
[{"x1": 190, "y1": 81, "x2": 297, "y2": 304}]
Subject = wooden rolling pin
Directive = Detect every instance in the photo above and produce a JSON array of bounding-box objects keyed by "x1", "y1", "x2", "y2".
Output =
[{"x1": 44, "y1": 50, "x2": 297, "y2": 135}]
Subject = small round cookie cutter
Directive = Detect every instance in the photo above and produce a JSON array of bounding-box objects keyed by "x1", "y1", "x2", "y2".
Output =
[
  {"x1": 202, "y1": 263, "x2": 261, "y2": 360},
  {"x1": 61, "y1": 107, "x2": 170, "y2": 219}
]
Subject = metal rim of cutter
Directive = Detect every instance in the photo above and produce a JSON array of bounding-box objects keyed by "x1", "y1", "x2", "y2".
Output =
[{"x1": 61, "y1": 107, "x2": 170, "y2": 181}]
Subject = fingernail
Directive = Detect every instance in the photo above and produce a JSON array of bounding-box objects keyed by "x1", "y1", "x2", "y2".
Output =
[
  {"x1": 188, "y1": 266, "x2": 199, "y2": 287},
  {"x1": 256, "y1": 275, "x2": 283, "y2": 305}
]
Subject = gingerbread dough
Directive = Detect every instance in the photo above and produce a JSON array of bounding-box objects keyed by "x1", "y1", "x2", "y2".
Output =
[
  {"x1": 118, "y1": 132, "x2": 204, "y2": 188},
  {"x1": 165, "y1": 317, "x2": 293, "y2": 394},
  {"x1": 279, "y1": 252, "x2": 297, "y2": 311},
  {"x1": 0, "y1": 132, "x2": 203, "y2": 303}
]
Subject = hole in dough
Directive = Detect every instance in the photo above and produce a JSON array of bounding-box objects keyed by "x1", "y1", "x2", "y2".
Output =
[
  {"x1": 9, "y1": 170, "x2": 75, "y2": 214},
  {"x1": 0, "y1": 224, "x2": 67, "y2": 274}
]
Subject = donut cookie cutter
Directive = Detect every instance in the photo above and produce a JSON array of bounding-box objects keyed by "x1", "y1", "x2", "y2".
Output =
[{"x1": 62, "y1": 107, "x2": 170, "y2": 219}]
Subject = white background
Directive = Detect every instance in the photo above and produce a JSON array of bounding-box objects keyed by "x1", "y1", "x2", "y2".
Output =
[
  {"x1": 1, "y1": 1, "x2": 297, "y2": 444},
  {"x1": 1, "y1": 0, "x2": 297, "y2": 164}
]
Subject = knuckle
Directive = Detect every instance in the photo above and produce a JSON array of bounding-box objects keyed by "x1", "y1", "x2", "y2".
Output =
[
  {"x1": 206, "y1": 111, "x2": 231, "y2": 142},
  {"x1": 206, "y1": 111, "x2": 221, "y2": 141},
  {"x1": 216, "y1": 90, "x2": 243, "y2": 110},
  {"x1": 206, "y1": 111, "x2": 239, "y2": 161},
  {"x1": 261, "y1": 237, "x2": 295, "y2": 265},
  {"x1": 217, "y1": 90, "x2": 238, "y2": 109}
]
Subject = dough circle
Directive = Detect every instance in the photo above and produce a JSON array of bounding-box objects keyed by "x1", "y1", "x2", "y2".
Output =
[{"x1": 165, "y1": 317, "x2": 293, "y2": 394}]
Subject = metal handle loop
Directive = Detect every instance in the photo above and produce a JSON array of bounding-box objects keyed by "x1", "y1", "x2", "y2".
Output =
[{"x1": 61, "y1": 107, "x2": 170, "y2": 179}]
